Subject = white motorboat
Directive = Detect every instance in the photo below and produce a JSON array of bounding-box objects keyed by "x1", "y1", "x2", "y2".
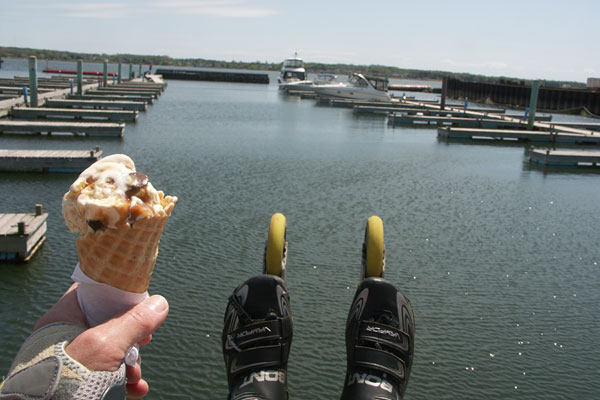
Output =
[
  {"x1": 312, "y1": 73, "x2": 391, "y2": 102},
  {"x1": 278, "y1": 54, "x2": 306, "y2": 84},
  {"x1": 279, "y1": 73, "x2": 343, "y2": 92}
]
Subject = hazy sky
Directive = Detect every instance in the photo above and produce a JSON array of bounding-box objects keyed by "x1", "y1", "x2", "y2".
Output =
[{"x1": 1, "y1": 0, "x2": 598, "y2": 82}]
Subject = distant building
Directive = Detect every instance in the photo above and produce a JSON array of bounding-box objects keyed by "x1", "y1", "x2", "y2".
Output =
[{"x1": 587, "y1": 78, "x2": 600, "y2": 88}]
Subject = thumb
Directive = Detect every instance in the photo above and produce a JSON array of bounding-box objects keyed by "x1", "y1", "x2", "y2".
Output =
[{"x1": 66, "y1": 295, "x2": 169, "y2": 371}]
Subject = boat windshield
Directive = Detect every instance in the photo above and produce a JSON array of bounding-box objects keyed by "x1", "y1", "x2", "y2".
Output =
[
  {"x1": 348, "y1": 75, "x2": 369, "y2": 88},
  {"x1": 283, "y1": 71, "x2": 306, "y2": 80},
  {"x1": 283, "y1": 59, "x2": 304, "y2": 68},
  {"x1": 367, "y1": 76, "x2": 389, "y2": 91}
]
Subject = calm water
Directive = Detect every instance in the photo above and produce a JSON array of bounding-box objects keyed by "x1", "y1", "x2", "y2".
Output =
[{"x1": 1, "y1": 60, "x2": 599, "y2": 399}]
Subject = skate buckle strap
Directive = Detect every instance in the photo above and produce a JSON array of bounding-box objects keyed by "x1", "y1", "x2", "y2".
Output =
[
  {"x1": 359, "y1": 321, "x2": 410, "y2": 353},
  {"x1": 353, "y1": 346, "x2": 406, "y2": 382},
  {"x1": 226, "y1": 318, "x2": 290, "y2": 376}
]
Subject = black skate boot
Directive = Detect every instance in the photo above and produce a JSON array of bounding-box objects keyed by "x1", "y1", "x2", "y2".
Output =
[
  {"x1": 341, "y1": 278, "x2": 414, "y2": 400},
  {"x1": 341, "y1": 216, "x2": 415, "y2": 399},
  {"x1": 222, "y1": 275, "x2": 293, "y2": 400},
  {"x1": 222, "y1": 213, "x2": 292, "y2": 400}
]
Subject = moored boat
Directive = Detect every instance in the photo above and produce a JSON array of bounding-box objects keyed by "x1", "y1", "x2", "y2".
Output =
[
  {"x1": 312, "y1": 73, "x2": 391, "y2": 102},
  {"x1": 278, "y1": 53, "x2": 306, "y2": 85}
]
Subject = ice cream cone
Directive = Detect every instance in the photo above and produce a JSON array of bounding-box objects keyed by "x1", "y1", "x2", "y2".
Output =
[{"x1": 76, "y1": 215, "x2": 169, "y2": 293}]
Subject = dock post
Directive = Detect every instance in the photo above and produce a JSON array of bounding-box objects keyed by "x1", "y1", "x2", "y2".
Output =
[
  {"x1": 23, "y1": 86, "x2": 29, "y2": 107},
  {"x1": 103, "y1": 59, "x2": 108, "y2": 87},
  {"x1": 118, "y1": 63, "x2": 122, "y2": 84},
  {"x1": 28, "y1": 56, "x2": 38, "y2": 107},
  {"x1": 129, "y1": 64, "x2": 133, "y2": 80},
  {"x1": 441, "y1": 76, "x2": 448, "y2": 110},
  {"x1": 527, "y1": 81, "x2": 540, "y2": 130},
  {"x1": 69, "y1": 79, "x2": 74, "y2": 95},
  {"x1": 77, "y1": 59, "x2": 83, "y2": 95},
  {"x1": 35, "y1": 204, "x2": 43, "y2": 216},
  {"x1": 138, "y1": 64, "x2": 142, "y2": 78},
  {"x1": 18, "y1": 222, "x2": 25, "y2": 235}
]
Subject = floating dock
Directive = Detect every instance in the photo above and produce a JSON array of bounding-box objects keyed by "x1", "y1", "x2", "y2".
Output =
[
  {"x1": 0, "y1": 205, "x2": 48, "y2": 262},
  {"x1": 10, "y1": 107, "x2": 138, "y2": 122},
  {"x1": 45, "y1": 98, "x2": 147, "y2": 111},
  {"x1": 0, "y1": 148, "x2": 102, "y2": 172},
  {"x1": 68, "y1": 94, "x2": 154, "y2": 104},
  {"x1": 389, "y1": 114, "x2": 551, "y2": 128},
  {"x1": 156, "y1": 68, "x2": 269, "y2": 84},
  {"x1": 438, "y1": 127, "x2": 600, "y2": 145},
  {"x1": 529, "y1": 149, "x2": 600, "y2": 166},
  {"x1": 0, "y1": 120, "x2": 125, "y2": 137}
]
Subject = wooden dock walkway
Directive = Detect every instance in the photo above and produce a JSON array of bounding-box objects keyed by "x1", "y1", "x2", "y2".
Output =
[
  {"x1": 389, "y1": 114, "x2": 550, "y2": 128},
  {"x1": 0, "y1": 120, "x2": 124, "y2": 137},
  {"x1": 45, "y1": 98, "x2": 147, "y2": 111},
  {"x1": 0, "y1": 205, "x2": 48, "y2": 262},
  {"x1": 529, "y1": 149, "x2": 600, "y2": 166},
  {"x1": 10, "y1": 107, "x2": 138, "y2": 122},
  {"x1": 354, "y1": 105, "x2": 511, "y2": 116},
  {"x1": 68, "y1": 94, "x2": 153, "y2": 104},
  {"x1": 0, "y1": 148, "x2": 102, "y2": 172},
  {"x1": 438, "y1": 127, "x2": 600, "y2": 144},
  {"x1": 87, "y1": 89, "x2": 157, "y2": 99}
]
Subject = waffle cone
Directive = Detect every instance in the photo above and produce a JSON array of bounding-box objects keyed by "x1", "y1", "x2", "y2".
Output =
[{"x1": 77, "y1": 216, "x2": 169, "y2": 293}]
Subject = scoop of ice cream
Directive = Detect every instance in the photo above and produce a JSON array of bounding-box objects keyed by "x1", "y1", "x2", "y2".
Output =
[{"x1": 63, "y1": 154, "x2": 177, "y2": 235}]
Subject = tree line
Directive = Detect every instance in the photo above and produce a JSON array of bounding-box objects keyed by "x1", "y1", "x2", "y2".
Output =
[{"x1": 0, "y1": 46, "x2": 585, "y2": 89}]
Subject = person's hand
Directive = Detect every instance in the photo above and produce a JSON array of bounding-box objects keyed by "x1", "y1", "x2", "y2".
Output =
[{"x1": 34, "y1": 283, "x2": 169, "y2": 398}]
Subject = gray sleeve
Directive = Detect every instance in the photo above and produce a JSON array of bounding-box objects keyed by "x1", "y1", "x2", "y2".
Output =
[{"x1": 0, "y1": 323, "x2": 126, "y2": 400}]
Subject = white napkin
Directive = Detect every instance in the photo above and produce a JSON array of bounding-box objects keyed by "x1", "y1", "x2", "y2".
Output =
[{"x1": 72, "y1": 263, "x2": 148, "y2": 366}]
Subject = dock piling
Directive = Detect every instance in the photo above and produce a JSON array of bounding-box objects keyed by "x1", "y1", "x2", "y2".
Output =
[
  {"x1": 118, "y1": 63, "x2": 122, "y2": 84},
  {"x1": 103, "y1": 59, "x2": 108, "y2": 88},
  {"x1": 129, "y1": 64, "x2": 133, "y2": 80},
  {"x1": 28, "y1": 56, "x2": 38, "y2": 107},
  {"x1": 77, "y1": 59, "x2": 83, "y2": 95},
  {"x1": 528, "y1": 81, "x2": 540, "y2": 130},
  {"x1": 23, "y1": 86, "x2": 28, "y2": 107},
  {"x1": 17, "y1": 222, "x2": 25, "y2": 235},
  {"x1": 441, "y1": 76, "x2": 448, "y2": 110},
  {"x1": 35, "y1": 204, "x2": 43, "y2": 216}
]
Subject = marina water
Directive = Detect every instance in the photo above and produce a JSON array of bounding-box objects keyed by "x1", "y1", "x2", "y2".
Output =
[{"x1": 1, "y1": 60, "x2": 599, "y2": 399}]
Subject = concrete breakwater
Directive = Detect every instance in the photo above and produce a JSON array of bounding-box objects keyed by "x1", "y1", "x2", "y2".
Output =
[
  {"x1": 447, "y1": 77, "x2": 600, "y2": 116},
  {"x1": 155, "y1": 68, "x2": 269, "y2": 84}
]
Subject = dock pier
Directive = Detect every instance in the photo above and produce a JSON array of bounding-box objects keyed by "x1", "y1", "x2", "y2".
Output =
[
  {"x1": 0, "y1": 148, "x2": 102, "y2": 172},
  {"x1": 529, "y1": 148, "x2": 600, "y2": 167},
  {"x1": 0, "y1": 205, "x2": 48, "y2": 262}
]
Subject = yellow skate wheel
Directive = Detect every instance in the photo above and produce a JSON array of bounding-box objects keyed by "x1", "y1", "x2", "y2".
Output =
[
  {"x1": 265, "y1": 213, "x2": 287, "y2": 277},
  {"x1": 363, "y1": 216, "x2": 385, "y2": 278}
]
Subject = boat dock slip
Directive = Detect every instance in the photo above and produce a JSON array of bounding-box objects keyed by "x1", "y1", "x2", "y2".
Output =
[
  {"x1": 438, "y1": 127, "x2": 600, "y2": 144},
  {"x1": 529, "y1": 149, "x2": 600, "y2": 166},
  {"x1": 97, "y1": 85, "x2": 161, "y2": 93},
  {"x1": 45, "y1": 99, "x2": 147, "y2": 111},
  {"x1": 320, "y1": 98, "x2": 440, "y2": 108},
  {"x1": 88, "y1": 89, "x2": 158, "y2": 99},
  {"x1": 155, "y1": 68, "x2": 269, "y2": 84},
  {"x1": 389, "y1": 114, "x2": 551, "y2": 128},
  {"x1": 354, "y1": 105, "x2": 510, "y2": 116},
  {"x1": 68, "y1": 94, "x2": 153, "y2": 104},
  {"x1": 0, "y1": 148, "x2": 102, "y2": 172},
  {"x1": 10, "y1": 107, "x2": 138, "y2": 122},
  {"x1": 0, "y1": 120, "x2": 124, "y2": 137},
  {"x1": 0, "y1": 205, "x2": 47, "y2": 262}
]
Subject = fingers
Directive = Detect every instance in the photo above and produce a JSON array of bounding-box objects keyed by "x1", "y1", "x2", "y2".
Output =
[
  {"x1": 126, "y1": 378, "x2": 149, "y2": 398},
  {"x1": 34, "y1": 283, "x2": 87, "y2": 331},
  {"x1": 66, "y1": 295, "x2": 168, "y2": 372},
  {"x1": 104, "y1": 295, "x2": 168, "y2": 354}
]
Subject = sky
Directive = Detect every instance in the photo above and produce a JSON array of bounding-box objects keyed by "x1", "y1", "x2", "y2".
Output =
[{"x1": 0, "y1": 0, "x2": 598, "y2": 83}]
